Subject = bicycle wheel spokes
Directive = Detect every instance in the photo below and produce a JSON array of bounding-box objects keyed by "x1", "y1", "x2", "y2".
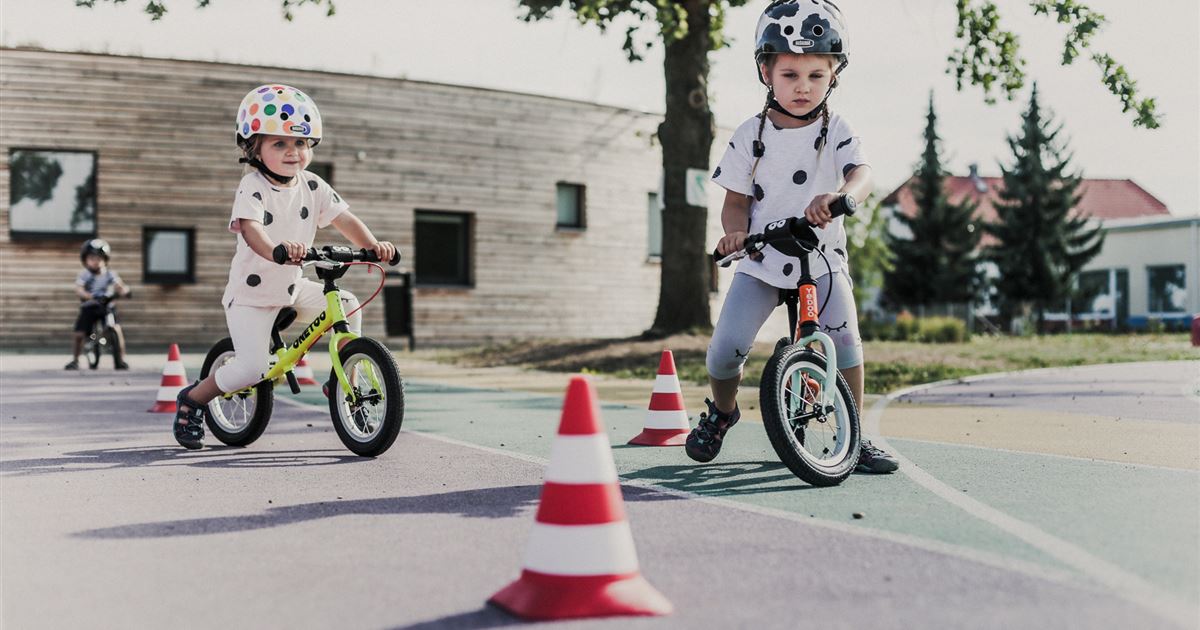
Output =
[
  {"x1": 209, "y1": 352, "x2": 259, "y2": 433},
  {"x1": 335, "y1": 353, "x2": 387, "y2": 442},
  {"x1": 779, "y1": 363, "x2": 850, "y2": 468}
]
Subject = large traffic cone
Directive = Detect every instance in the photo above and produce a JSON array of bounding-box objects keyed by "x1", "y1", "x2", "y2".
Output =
[
  {"x1": 627, "y1": 350, "x2": 690, "y2": 446},
  {"x1": 294, "y1": 354, "x2": 318, "y2": 386},
  {"x1": 488, "y1": 376, "x2": 673, "y2": 620},
  {"x1": 148, "y1": 344, "x2": 187, "y2": 413}
]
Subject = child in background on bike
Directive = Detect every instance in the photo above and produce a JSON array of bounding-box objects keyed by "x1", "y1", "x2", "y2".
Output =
[
  {"x1": 686, "y1": 0, "x2": 897, "y2": 473},
  {"x1": 172, "y1": 84, "x2": 396, "y2": 450},
  {"x1": 66, "y1": 238, "x2": 131, "y2": 370}
]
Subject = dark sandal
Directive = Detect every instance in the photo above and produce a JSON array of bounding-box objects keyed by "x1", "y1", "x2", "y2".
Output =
[{"x1": 173, "y1": 384, "x2": 207, "y2": 450}]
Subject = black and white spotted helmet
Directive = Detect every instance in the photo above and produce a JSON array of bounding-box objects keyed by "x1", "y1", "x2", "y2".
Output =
[{"x1": 754, "y1": 0, "x2": 850, "y2": 83}]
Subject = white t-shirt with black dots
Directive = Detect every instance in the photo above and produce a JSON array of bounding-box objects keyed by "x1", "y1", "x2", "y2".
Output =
[
  {"x1": 711, "y1": 111, "x2": 869, "y2": 288},
  {"x1": 221, "y1": 170, "x2": 349, "y2": 308}
]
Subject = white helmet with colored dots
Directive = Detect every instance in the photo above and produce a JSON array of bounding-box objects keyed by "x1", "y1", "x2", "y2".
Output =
[{"x1": 235, "y1": 84, "x2": 322, "y2": 147}]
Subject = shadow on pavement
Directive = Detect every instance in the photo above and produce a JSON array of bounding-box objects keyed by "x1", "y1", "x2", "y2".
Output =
[
  {"x1": 0, "y1": 445, "x2": 367, "y2": 477},
  {"x1": 75, "y1": 484, "x2": 545, "y2": 539},
  {"x1": 622, "y1": 460, "x2": 816, "y2": 496},
  {"x1": 391, "y1": 606, "x2": 523, "y2": 630}
]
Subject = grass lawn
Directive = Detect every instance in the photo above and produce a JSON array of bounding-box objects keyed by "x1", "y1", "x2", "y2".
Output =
[{"x1": 439, "y1": 332, "x2": 1199, "y2": 394}]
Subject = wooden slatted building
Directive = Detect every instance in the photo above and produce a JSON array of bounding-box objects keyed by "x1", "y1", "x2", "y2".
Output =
[{"x1": 1, "y1": 48, "x2": 723, "y2": 350}]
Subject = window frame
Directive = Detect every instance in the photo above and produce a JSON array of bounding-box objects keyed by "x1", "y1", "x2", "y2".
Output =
[
  {"x1": 414, "y1": 210, "x2": 474, "y2": 288},
  {"x1": 8, "y1": 147, "x2": 99, "y2": 240},
  {"x1": 555, "y1": 182, "x2": 586, "y2": 231},
  {"x1": 141, "y1": 226, "x2": 196, "y2": 285},
  {"x1": 1146, "y1": 264, "x2": 1187, "y2": 315}
]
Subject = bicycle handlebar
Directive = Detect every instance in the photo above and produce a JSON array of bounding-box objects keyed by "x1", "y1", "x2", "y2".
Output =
[
  {"x1": 272, "y1": 244, "x2": 401, "y2": 266},
  {"x1": 712, "y1": 193, "x2": 856, "y2": 268}
]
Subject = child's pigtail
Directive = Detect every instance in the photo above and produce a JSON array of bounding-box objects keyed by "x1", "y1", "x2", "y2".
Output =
[
  {"x1": 749, "y1": 89, "x2": 772, "y2": 188},
  {"x1": 815, "y1": 105, "x2": 831, "y2": 153}
]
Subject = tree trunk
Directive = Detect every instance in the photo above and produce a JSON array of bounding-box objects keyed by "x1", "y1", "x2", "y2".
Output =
[{"x1": 648, "y1": 0, "x2": 715, "y2": 336}]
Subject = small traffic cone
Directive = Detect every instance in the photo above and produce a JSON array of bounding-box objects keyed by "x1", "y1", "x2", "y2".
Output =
[
  {"x1": 294, "y1": 354, "x2": 318, "y2": 386},
  {"x1": 627, "y1": 350, "x2": 690, "y2": 446},
  {"x1": 148, "y1": 344, "x2": 187, "y2": 413},
  {"x1": 488, "y1": 376, "x2": 673, "y2": 620}
]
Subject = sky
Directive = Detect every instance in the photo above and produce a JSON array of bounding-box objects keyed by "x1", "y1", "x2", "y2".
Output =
[{"x1": 2, "y1": 0, "x2": 1197, "y2": 216}]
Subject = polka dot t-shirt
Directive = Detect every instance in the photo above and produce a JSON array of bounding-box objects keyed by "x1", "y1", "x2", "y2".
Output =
[
  {"x1": 711, "y1": 111, "x2": 869, "y2": 288},
  {"x1": 221, "y1": 170, "x2": 348, "y2": 307}
]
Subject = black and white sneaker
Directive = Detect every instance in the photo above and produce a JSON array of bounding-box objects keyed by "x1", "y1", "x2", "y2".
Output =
[{"x1": 855, "y1": 439, "x2": 899, "y2": 473}]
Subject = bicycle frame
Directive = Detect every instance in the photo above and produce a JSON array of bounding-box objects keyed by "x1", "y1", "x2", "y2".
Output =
[
  {"x1": 783, "y1": 264, "x2": 839, "y2": 415},
  {"x1": 225, "y1": 263, "x2": 381, "y2": 405}
]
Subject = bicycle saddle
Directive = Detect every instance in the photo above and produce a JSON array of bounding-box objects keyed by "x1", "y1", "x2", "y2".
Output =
[{"x1": 274, "y1": 307, "x2": 297, "y2": 333}]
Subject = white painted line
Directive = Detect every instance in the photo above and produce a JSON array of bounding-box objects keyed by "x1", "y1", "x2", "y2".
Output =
[{"x1": 868, "y1": 380, "x2": 1196, "y2": 629}]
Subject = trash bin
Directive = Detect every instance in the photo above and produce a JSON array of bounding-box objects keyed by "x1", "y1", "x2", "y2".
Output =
[
  {"x1": 1191, "y1": 313, "x2": 1200, "y2": 347},
  {"x1": 383, "y1": 271, "x2": 414, "y2": 351}
]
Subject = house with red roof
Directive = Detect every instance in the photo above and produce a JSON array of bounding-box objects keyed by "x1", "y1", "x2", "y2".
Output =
[{"x1": 881, "y1": 167, "x2": 1197, "y2": 330}]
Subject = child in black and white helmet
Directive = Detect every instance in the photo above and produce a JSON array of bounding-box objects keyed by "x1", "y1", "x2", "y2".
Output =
[
  {"x1": 171, "y1": 84, "x2": 397, "y2": 450},
  {"x1": 65, "y1": 238, "x2": 131, "y2": 370},
  {"x1": 686, "y1": 0, "x2": 897, "y2": 473}
]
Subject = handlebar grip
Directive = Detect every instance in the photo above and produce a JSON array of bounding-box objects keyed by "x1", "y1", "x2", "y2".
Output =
[
  {"x1": 272, "y1": 244, "x2": 288, "y2": 265},
  {"x1": 827, "y1": 193, "x2": 857, "y2": 220}
]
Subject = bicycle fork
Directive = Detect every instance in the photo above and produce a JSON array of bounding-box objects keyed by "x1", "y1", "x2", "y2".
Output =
[{"x1": 785, "y1": 280, "x2": 839, "y2": 414}]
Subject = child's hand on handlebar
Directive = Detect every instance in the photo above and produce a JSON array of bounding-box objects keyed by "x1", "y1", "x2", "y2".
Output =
[
  {"x1": 369, "y1": 241, "x2": 397, "y2": 265},
  {"x1": 804, "y1": 193, "x2": 842, "y2": 228},
  {"x1": 717, "y1": 231, "x2": 749, "y2": 256},
  {"x1": 278, "y1": 240, "x2": 308, "y2": 264}
]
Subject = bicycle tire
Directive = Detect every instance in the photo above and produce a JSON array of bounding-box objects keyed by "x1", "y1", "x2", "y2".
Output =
[
  {"x1": 105, "y1": 328, "x2": 121, "y2": 368},
  {"x1": 327, "y1": 337, "x2": 404, "y2": 457},
  {"x1": 200, "y1": 337, "x2": 274, "y2": 447},
  {"x1": 759, "y1": 345, "x2": 860, "y2": 486},
  {"x1": 86, "y1": 322, "x2": 104, "y2": 370}
]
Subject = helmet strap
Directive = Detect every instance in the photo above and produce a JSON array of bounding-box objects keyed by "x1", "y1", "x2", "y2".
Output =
[
  {"x1": 766, "y1": 83, "x2": 834, "y2": 122},
  {"x1": 239, "y1": 156, "x2": 295, "y2": 185}
]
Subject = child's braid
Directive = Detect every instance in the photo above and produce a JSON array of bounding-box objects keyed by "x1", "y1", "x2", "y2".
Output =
[
  {"x1": 815, "y1": 104, "x2": 831, "y2": 153},
  {"x1": 749, "y1": 89, "x2": 772, "y2": 186}
]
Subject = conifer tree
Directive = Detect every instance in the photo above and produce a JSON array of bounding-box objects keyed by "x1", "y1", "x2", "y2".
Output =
[
  {"x1": 884, "y1": 93, "x2": 982, "y2": 311},
  {"x1": 985, "y1": 84, "x2": 1104, "y2": 331}
]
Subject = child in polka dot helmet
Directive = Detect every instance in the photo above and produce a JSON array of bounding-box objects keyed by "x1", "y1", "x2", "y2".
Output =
[
  {"x1": 170, "y1": 83, "x2": 397, "y2": 450},
  {"x1": 236, "y1": 84, "x2": 323, "y2": 184}
]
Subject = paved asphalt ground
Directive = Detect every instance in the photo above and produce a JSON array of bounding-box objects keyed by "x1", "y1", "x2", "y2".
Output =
[{"x1": 1, "y1": 353, "x2": 1197, "y2": 629}]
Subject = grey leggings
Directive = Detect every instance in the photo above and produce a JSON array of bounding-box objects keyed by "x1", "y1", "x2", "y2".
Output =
[{"x1": 707, "y1": 272, "x2": 863, "y2": 380}]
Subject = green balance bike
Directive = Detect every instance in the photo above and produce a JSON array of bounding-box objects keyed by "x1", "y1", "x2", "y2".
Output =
[{"x1": 199, "y1": 245, "x2": 404, "y2": 457}]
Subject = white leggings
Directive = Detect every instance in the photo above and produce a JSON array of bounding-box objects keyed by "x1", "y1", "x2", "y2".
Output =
[
  {"x1": 707, "y1": 271, "x2": 863, "y2": 380},
  {"x1": 215, "y1": 279, "x2": 361, "y2": 392}
]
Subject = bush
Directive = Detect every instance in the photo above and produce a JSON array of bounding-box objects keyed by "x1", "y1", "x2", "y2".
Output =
[
  {"x1": 916, "y1": 316, "x2": 969, "y2": 343},
  {"x1": 893, "y1": 311, "x2": 919, "y2": 341}
]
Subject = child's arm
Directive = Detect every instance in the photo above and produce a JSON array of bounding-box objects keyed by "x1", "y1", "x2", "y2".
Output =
[
  {"x1": 74, "y1": 283, "x2": 91, "y2": 300},
  {"x1": 237, "y1": 219, "x2": 308, "y2": 264},
  {"x1": 716, "y1": 190, "x2": 753, "y2": 256},
  {"x1": 330, "y1": 211, "x2": 396, "y2": 263},
  {"x1": 804, "y1": 165, "x2": 873, "y2": 228}
]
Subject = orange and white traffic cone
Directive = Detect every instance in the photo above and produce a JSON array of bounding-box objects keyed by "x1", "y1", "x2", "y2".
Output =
[
  {"x1": 148, "y1": 344, "x2": 187, "y2": 413},
  {"x1": 294, "y1": 354, "x2": 318, "y2": 386},
  {"x1": 488, "y1": 376, "x2": 673, "y2": 620},
  {"x1": 627, "y1": 350, "x2": 690, "y2": 446}
]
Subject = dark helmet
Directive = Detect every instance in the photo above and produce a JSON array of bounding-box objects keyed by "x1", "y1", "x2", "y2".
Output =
[
  {"x1": 754, "y1": 0, "x2": 850, "y2": 84},
  {"x1": 80, "y1": 238, "x2": 111, "y2": 263}
]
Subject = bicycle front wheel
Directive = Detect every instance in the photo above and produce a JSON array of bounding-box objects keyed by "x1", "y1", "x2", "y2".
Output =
[
  {"x1": 200, "y1": 337, "x2": 273, "y2": 447},
  {"x1": 760, "y1": 345, "x2": 860, "y2": 486},
  {"x1": 328, "y1": 337, "x2": 404, "y2": 457},
  {"x1": 86, "y1": 322, "x2": 104, "y2": 370}
]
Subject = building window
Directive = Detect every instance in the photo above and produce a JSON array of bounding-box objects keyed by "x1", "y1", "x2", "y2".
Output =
[
  {"x1": 8, "y1": 149, "x2": 97, "y2": 239},
  {"x1": 142, "y1": 227, "x2": 195, "y2": 284},
  {"x1": 647, "y1": 192, "x2": 662, "y2": 259},
  {"x1": 415, "y1": 210, "x2": 472, "y2": 287},
  {"x1": 1074, "y1": 270, "x2": 1115, "y2": 316},
  {"x1": 556, "y1": 182, "x2": 585, "y2": 229},
  {"x1": 1147, "y1": 265, "x2": 1186, "y2": 313},
  {"x1": 308, "y1": 162, "x2": 333, "y2": 185}
]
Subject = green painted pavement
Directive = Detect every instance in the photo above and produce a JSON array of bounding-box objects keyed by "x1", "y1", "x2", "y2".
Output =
[{"x1": 290, "y1": 382, "x2": 1063, "y2": 571}]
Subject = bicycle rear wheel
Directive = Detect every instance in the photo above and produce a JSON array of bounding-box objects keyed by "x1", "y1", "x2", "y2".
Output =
[
  {"x1": 200, "y1": 337, "x2": 273, "y2": 447},
  {"x1": 759, "y1": 345, "x2": 860, "y2": 486},
  {"x1": 328, "y1": 337, "x2": 404, "y2": 457}
]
